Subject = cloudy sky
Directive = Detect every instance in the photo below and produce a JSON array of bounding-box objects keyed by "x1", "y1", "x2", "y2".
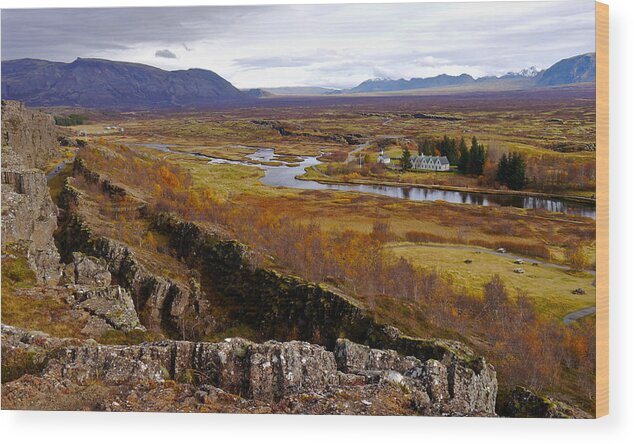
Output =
[{"x1": 1, "y1": 1, "x2": 596, "y2": 89}]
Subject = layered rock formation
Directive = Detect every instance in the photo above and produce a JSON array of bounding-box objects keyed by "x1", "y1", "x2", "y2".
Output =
[
  {"x1": 71, "y1": 286, "x2": 145, "y2": 334},
  {"x1": 64, "y1": 252, "x2": 112, "y2": 287},
  {"x1": 57, "y1": 210, "x2": 211, "y2": 337},
  {"x1": 1, "y1": 100, "x2": 61, "y2": 283},
  {"x1": 2, "y1": 325, "x2": 496, "y2": 415},
  {"x1": 1, "y1": 100, "x2": 59, "y2": 170}
]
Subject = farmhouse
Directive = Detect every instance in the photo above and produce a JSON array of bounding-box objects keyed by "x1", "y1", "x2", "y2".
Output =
[{"x1": 411, "y1": 155, "x2": 450, "y2": 171}]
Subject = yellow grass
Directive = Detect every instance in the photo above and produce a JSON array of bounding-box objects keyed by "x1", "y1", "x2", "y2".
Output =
[{"x1": 384, "y1": 242, "x2": 596, "y2": 319}]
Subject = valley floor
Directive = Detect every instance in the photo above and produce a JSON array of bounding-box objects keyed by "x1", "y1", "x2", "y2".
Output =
[{"x1": 1, "y1": 91, "x2": 597, "y2": 417}]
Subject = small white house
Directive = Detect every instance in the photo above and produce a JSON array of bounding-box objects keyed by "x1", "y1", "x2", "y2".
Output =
[
  {"x1": 411, "y1": 155, "x2": 450, "y2": 171},
  {"x1": 377, "y1": 150, "x2": 391, "y2": 164}
]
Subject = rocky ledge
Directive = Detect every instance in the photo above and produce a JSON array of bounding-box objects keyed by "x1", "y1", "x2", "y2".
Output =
[{"x1": 2, "y1": 325, "x2": 496, "y2": 416}]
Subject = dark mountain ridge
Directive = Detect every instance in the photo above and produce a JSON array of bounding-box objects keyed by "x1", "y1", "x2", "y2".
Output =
[
  {"x1": 1, "y1": 57, "x2": 248, "y2": 108},
  {"x1": 535, "y1": 52, "x2": 596, "y2": 86}
]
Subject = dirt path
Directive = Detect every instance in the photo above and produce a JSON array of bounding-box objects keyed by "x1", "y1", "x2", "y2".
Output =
[
  {"x1": 346, "y1": 141, "x2": 370, "y2": 163},
  {"x1": 563, "y1": 306, "x2": 596, "y2": 325}
]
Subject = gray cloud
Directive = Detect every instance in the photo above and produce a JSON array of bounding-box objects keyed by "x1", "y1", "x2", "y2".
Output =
[
  {"x1": 1, "y1": 2, "x2": 596, "y2": 88},
  {"x1": 155, "y1": 49, "x2": 177, "y2": 59},
  {"x1": 235, "y1": 56, "x2": 318, "y2": 70}
]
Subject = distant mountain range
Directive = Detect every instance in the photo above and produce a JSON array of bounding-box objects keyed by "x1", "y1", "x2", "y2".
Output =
[
  {"x1": 0, "y1": 53, "x2": 595, "y2": 108},
  {"x1": 1, "y1": 57, "x2": 247, "y2": 108},
  {"x1": 260, "y1": 86, "x2": 341, "y2": 96},
  {"x1": 342, "y1": 53, "x2": 595, "y2": 94}
]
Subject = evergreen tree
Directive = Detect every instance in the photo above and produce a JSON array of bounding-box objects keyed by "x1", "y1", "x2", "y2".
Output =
[
  {"x1": 496, "y1": 152, "x2": 527, "y2": 190},
  {"x1": 507, "y1": 152, "x2": 527, "y2": 190},
  {"x1": 439, "y1": 135, "x2": 458, "y2": 164},
  {"x1": 418, "y1": 138, "x2": 433, "y2": 155},
  {"x1": 401, "y1": 147, "x2": 412, "y2": 171},
  {"x1": 457, "y1": 137, "x2": 469, "y2": 173},
  {"x1": 496, "y1": 153, "x2": 509, "y2": 184},
  {"x1": 467, "y1": 136, "x2": 486, "y2": 175}
]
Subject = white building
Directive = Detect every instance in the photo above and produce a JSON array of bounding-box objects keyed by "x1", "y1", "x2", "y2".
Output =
[
  {"x1": 377, "y1": 150, "x2": 391, "y2": 164},
  {"x1": 410, "y1": 155, "x2": 450, "y2": 171}
]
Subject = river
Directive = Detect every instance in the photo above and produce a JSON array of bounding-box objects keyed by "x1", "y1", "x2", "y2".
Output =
[{"x1": 131, "y1": 143, "x2": 596, "y2": 219}]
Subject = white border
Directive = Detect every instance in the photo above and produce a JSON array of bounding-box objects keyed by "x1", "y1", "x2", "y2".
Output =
[{"x1": 1, "y1": 1, "x2": 632, "y2": 443}]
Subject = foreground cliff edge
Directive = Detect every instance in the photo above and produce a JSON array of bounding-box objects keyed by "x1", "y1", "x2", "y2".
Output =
[{"x1": 0, "y1": 101, "x2": 588, "y2": 417}]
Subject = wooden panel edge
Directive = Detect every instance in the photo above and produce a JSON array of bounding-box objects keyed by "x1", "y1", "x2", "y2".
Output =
[{"x1": 595, "y1": 0, "x2": 609, "y2": 419}]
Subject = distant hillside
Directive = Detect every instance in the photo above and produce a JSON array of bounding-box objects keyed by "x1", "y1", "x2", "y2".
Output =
[
  {"x1": 348, "y1": 73, "x2": 475, "y2": 93},
  {"x1": 1, "y1": 58, "x2": 247, "y2": 108},
  {"x1": 536, "y1": 53, "x2": 596, "y2": 86},
  {"x1": 345, "y1": 53, "x2": 595, "y2": 94},
  {"x1": 242, "y1": 88, "x2": 274, "y2": 98},
  {"x1": 261, "y1": 86, "x2": 340, "y2": 95}
]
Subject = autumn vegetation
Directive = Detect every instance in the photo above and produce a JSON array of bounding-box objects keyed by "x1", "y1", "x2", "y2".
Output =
[{"x1": 75, "y1": 141, "x2": 597, "y2": 412}]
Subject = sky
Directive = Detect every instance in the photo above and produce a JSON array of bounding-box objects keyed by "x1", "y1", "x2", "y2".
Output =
[{"x1": 1, "y1": 1, "x2": 596, "y2": 89}]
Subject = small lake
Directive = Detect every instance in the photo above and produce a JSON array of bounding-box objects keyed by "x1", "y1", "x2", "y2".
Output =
[{"x1": 131, "y1": 143, "x2": 596, "y2": 219}]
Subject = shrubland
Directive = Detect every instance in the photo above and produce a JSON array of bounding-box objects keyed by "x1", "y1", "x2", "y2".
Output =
[{"x1": 74, "y1": 141, "x2": 597, "y2": 412}]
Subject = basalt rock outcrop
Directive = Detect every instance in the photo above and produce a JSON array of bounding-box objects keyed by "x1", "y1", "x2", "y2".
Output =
[
  {"x1": 71, "y1": 286, "x2": 145, "y2": 334},
  {"x1": 1, "y1": 100, "x2": 59, "y2": 170},
  {"x1": 1, "y1": 100, "x2": 61, "y2": 283},
  {"x1": 61, "y1": 251, "x2": 112, "y2": 287},
  {"x1": 57, "y1": 181, "x2": 212, "y2": 338},
  {"x1": 1, "y1": 325, "x2": 495, "y2": 415},
  {"x1": 150, "y1": 213, "x2": 487, "y2": 369}
]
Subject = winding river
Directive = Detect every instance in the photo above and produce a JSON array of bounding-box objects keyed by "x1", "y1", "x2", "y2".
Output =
[{"x1": 132, "y1": 143, "x2": 596, "y2": 219}]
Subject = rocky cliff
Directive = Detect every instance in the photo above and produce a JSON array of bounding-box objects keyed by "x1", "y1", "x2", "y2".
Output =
[
  {"x1": 56, "y1": 181, "x2": 212, "y2": 338},
  {"x1": 1, "y1": 325, "x2": 495, "y2": 415},
  {"x1": 1, "y1": 100, "x2": 59, "y2": 170},
  {"x1": 1, "y1": 100, "x2": 61, "y2": 283}
]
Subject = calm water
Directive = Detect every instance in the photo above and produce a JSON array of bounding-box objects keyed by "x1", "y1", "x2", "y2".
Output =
[{"x1": 131, "y1": 143, "x2": 596, "y2": 219}]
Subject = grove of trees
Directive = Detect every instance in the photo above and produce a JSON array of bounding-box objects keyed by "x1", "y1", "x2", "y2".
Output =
[
  {"x1": 54, "y1": 114, "x2": 86, "y2": 126},
  {"x1": 496, "y1": 152, "x2": 528, "y2": 190},
  {"x1": 416, "y1": 135, "x2": 486, "y2": 174}
]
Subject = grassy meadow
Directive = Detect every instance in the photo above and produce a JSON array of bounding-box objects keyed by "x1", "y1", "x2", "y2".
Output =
[{"x1": 384, "y1": 242, "x2": 595, "y2": 319}]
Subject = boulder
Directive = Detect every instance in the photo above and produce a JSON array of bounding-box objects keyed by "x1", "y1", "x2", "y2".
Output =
[
  {"x1": 73, "y1": 286, "x2": 144, "y2": 332},
  {"x1": 67, "y1": 252, "x2": 112, "y2": 287},
  {"x1": 497, "y1": 386, "x2": 591, "y2": 419}
]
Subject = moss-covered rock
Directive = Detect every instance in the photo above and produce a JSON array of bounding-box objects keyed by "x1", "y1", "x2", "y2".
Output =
[{"x1": 496, "y1": 386, "x2": 592, "y2": 418}]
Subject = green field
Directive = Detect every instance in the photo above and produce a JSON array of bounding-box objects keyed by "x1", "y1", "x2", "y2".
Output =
[{"x1": 384, "y1": 242, "x2": 596, "y2": 320}]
